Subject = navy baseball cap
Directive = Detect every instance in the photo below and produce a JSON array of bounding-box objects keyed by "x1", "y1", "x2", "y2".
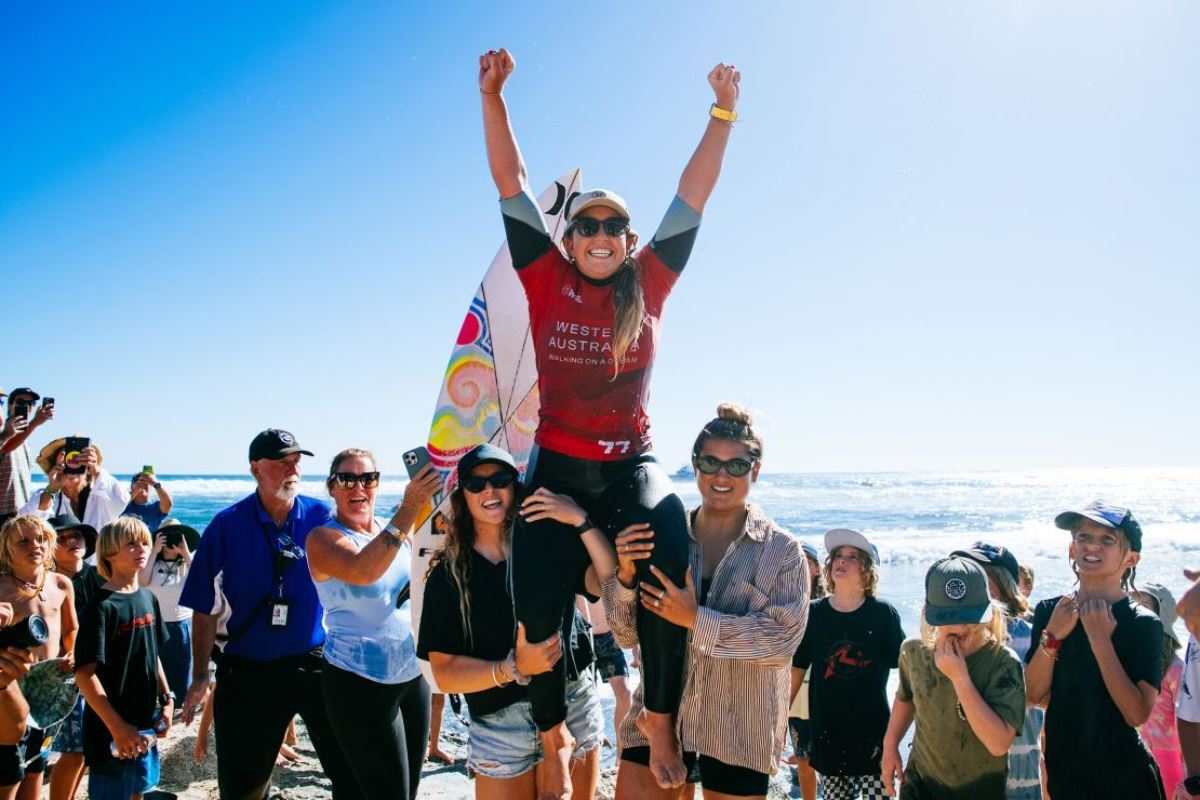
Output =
[
  {"x1": 456, "y1": 444, "x2": 518, "y2": 485},
  {"x1": 8, "y1": 388, "x2": 39, "y2": 402},
  {"x1": 248, "y1": 429, "x2": 314, "y2": 461},
  {"x1": 1055, "y1": 501, "x2": 1143, "y2": 552},
  {"x1": 925, "y1": 556, "x2": 994, "y2": 626},
  {"x1": 952, "y1": 542, "x2": 1020, "y2": 585}
]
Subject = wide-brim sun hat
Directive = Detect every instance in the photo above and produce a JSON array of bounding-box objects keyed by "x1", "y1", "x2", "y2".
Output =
[
  {"x1": 1139, "y1": 582, "x2": 1182, "y2": 649},
  {"x1": 36, "y1": 437, "x2": 102, "y2": 476},
  {"x1": 48, "y1": 513, "x2": 98, "y2": 560},
  {"x1": 154, "y1": 519, "x2": 201, "y2": 552}
]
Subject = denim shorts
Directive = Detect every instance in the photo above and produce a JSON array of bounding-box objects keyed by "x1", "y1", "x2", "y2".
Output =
[
  {"x1": 87, "y1": 747, "x2": 160, "y2": 800},
  {"x1": 468, "y1": 676, "x2": 603, "y2": 779}
]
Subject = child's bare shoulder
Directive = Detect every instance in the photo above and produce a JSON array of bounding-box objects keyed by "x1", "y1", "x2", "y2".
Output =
[{"x1": 51, "y1": 572, "x2": 74, "y2": 596}]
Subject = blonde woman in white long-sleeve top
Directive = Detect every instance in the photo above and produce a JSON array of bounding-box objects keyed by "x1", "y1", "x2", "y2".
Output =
[{"x1": 602, "y1": 403, "x2": 810, "y2": 800}]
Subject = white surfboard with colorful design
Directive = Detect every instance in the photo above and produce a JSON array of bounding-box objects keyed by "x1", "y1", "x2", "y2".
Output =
[{"x1": 410, "y1": 170, "x2": 581, "y2": 691}]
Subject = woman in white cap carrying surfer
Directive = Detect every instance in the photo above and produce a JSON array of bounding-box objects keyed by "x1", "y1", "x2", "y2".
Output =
[{"x1": 478, "y1": 47, "x2": 739, "y2": 796}]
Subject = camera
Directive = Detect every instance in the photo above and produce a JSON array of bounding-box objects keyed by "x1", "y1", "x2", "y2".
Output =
[
  {"x1": 0, "y1": 615, "x2": 50, "y2": 650},
  {"x1": 163, "y1": 530, "x2": 183, "y2": 548}
]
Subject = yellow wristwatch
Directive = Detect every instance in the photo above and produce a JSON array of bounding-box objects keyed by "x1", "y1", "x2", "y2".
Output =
[{"x1": 709, "y1": 103, "x2": 737, "y2": 123}]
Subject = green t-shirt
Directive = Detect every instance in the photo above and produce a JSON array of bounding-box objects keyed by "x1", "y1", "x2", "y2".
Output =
[{"x1": 897, "y1": 637, "x2": 1026, "y2": 800}]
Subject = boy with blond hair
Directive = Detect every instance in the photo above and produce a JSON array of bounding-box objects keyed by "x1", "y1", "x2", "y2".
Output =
[
  {"x1": 74, "y1": 517, "x2": 171, "y2": 800},
  {"x1": 0, "y1": 514, "x2": 76, "y2": 800}
]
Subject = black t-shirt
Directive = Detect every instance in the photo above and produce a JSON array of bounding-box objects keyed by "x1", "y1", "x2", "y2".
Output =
[
  {"x1": 71, "y1": 565, "x2": 105, "y2": 616},
  {"x1": 417, "y1": 549, "x2": 593, "y2": 719},
  {"x1": 1027, "y1": 595, "x2": 1165, "y2": 799},
  {"x1": 793, "y1": 596, "x2": 905, "y2": 776},
  {"x1": 75, "y1": 588, "x2": 168, "y2": 766}
]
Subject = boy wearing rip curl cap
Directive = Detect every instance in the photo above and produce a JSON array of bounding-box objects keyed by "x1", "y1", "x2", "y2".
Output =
[
  {"x1": 1025, "y1": 501, "x2": 1167, "y2": 799},
  {"x1": 881, "y1": 556, "x2": 1025, "y2": 799}
]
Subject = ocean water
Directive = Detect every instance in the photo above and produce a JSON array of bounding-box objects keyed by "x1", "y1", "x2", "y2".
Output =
[{"x1": 46, "y1": 465, "x2": 1200, "y2": 641}]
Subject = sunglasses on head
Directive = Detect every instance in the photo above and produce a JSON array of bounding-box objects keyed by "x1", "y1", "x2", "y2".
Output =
[
  {"x1": 331, "y1": 471, "x2": 380, "y2": 489},
  {"x1": 569, "y1": 216, "x2": 630, "y2": 238},
  {"x1": 693, "y1": 454, "x2": 756, "y2": 477},
  {"x1": 462, "y1": 472, "x2": 516, "y2": 493}
]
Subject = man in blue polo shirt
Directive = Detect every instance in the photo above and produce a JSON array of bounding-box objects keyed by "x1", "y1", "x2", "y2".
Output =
[{"x1": 179, "y1": 429, "x2": 360, "y2": 800}]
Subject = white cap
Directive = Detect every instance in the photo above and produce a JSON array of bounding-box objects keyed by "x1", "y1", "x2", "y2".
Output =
[
  {"x1": 567, "y1": 188, "x2": 630, "y2": 221},
  {"x1": 824, "y1": 528, "x2": 880, "y2": 562}
]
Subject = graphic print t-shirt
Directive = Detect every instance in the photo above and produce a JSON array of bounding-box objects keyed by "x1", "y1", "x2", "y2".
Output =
[
  {"x1": 501, "y1": 190, "x2": 700, "y2": 461},
  {"x1": 793, "y1": 596, "x2": 905, "y2": 776},
  {"x1": 75, "y1": 588, "x2": 168, "y2": 766}
]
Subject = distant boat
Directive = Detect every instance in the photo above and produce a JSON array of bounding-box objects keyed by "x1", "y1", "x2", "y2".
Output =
[{"x1": 671, "y1": 464, "x2": 695, "y2": 479}]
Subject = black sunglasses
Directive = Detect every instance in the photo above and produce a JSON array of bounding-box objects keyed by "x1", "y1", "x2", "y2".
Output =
[
  {"x1": 569, "y1": 217, "x2": 630, "y2": 238},
  {"x1": 331, "y1": 471, "x2": 381, "y2": 489},
  {"x1": 462, "y1": 472, "x2": 516, "y2": 493},
  {"x1": 693, "y1": 454, "x2": 755, "y2": 477}
]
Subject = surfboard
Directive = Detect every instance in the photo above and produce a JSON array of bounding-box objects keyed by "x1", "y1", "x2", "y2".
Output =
[
  {"x1": 19, "y1": 657, "x2": 80, "y2": 729},
  {"x1": 410, "y1": 169, "x2": 581, "y2": 691}
]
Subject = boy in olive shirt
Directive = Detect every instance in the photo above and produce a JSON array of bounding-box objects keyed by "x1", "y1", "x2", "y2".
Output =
[{"x1": 882, "y1": 557, "x2": 1025, "y2": 799}]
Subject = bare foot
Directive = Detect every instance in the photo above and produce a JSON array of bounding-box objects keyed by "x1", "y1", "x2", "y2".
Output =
[
  {"x1": 276, "y1": 743, "x2": 300, "y2": 766},
  {"x1": 427, "y1": 746, "x2": 454, "y2": 764},
  {"x1": 536, "y1": 722, "x2": 575, "y2": 800},
  {"x1": 636, "y1": 709, "x2": 686, "y2": 789}
]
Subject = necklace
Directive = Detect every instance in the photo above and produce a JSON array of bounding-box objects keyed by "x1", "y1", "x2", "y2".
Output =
[{"x1": 10, "y1": 569, "x2": 47, "y2": 601}]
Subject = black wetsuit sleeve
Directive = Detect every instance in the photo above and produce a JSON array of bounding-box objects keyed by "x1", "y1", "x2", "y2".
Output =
[
  {"x1": 500, "y1": 190, "x2": 553, "y2": 270},
  {"x1": 648, "y1": 195, "x2": 703, "y2": 274}
]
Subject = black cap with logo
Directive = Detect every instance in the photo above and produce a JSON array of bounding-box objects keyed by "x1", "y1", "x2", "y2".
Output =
[{"x1": 248, "y1": 429, "x2": 314, "y2": 462}]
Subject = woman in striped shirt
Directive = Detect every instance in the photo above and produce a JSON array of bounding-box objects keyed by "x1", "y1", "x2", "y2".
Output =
[{"x1": 603, "y1": 404, "x2": 810, "y2": 799}]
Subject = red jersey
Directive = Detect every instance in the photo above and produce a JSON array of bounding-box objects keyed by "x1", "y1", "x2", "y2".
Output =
[
  {"x1": 502, "y1": 190, "x2": 701, "y2": 461},
  {"x1": 517, "y1": 246, "x2": 678, "y2": 460}
]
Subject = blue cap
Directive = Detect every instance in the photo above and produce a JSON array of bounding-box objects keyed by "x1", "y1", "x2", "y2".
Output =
[
  {"x1": 1055, "y1": 501, "x2": 1143, "y2": 552},
  {"x1": 951, "y1": 542, "x2": 1020, "y2": 584},
  {"x1": 456, "y1": 444, "x2": 519, "y2": 486}
]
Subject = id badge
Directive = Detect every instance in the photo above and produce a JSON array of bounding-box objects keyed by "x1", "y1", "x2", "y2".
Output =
[{"x1": 270, "y1": 600, "x2": 290, "y2": 628}]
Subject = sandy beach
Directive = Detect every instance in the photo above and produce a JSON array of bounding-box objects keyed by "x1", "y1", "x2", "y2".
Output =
[{"x1": 60, "y1": 685, "x2": 795, "y2": 799}]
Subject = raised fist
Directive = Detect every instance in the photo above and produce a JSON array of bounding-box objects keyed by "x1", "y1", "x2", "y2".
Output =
[{"x1": 479, "y1": 48, "x2": 515, "y2": 95}]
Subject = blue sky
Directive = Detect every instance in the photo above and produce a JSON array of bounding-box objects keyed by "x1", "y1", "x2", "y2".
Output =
[{"x1": 2, "y1": 2, "x2": 1197, "y2": 474}]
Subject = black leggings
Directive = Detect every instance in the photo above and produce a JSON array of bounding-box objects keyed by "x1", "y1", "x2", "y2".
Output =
[
  {"x1": 321, "y1": 664, "x2": 432, "y2": 800},
  {"x1": 514, "y1": 448, "x2": 689, "y2": 731}
]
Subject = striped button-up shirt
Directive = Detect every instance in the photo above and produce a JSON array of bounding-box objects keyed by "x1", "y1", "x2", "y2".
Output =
[{"x1": 602, "y1": 503, "x2": 809, "y2": 775}]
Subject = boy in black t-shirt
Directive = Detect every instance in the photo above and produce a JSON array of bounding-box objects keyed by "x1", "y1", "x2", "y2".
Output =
[
  {"x1": 74, "y1": 517, "x2": 171, "y2": 800},
  {"x1": 792, "y1": 529, "x2": 904, "y2": 799},
  {"x1": 1025, "y1": 502, "x2": 1166, "y2": 800}
]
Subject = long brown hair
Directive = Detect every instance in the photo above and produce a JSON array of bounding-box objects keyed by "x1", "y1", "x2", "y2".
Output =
[
  {"x1": 427, "y1": 474, "x2": 523, "y2": 650},
  {"x1": 609, "y1": 256, "x2": 645, "y2": 379},
  {"x1": 981, "y1": 563, "x2": 1030, "y2": 619}
]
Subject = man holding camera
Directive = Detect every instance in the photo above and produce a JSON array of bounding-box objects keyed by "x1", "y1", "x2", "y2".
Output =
[
  {"x1": 0, "y1": 389, "x2": 53, "y2": 527},
  {"x1": 123, "y1": 470, "x2": 173, "y2": 532},
  {"x1": 179, "y1": 429, "x2": 360, "y2": 800}
]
